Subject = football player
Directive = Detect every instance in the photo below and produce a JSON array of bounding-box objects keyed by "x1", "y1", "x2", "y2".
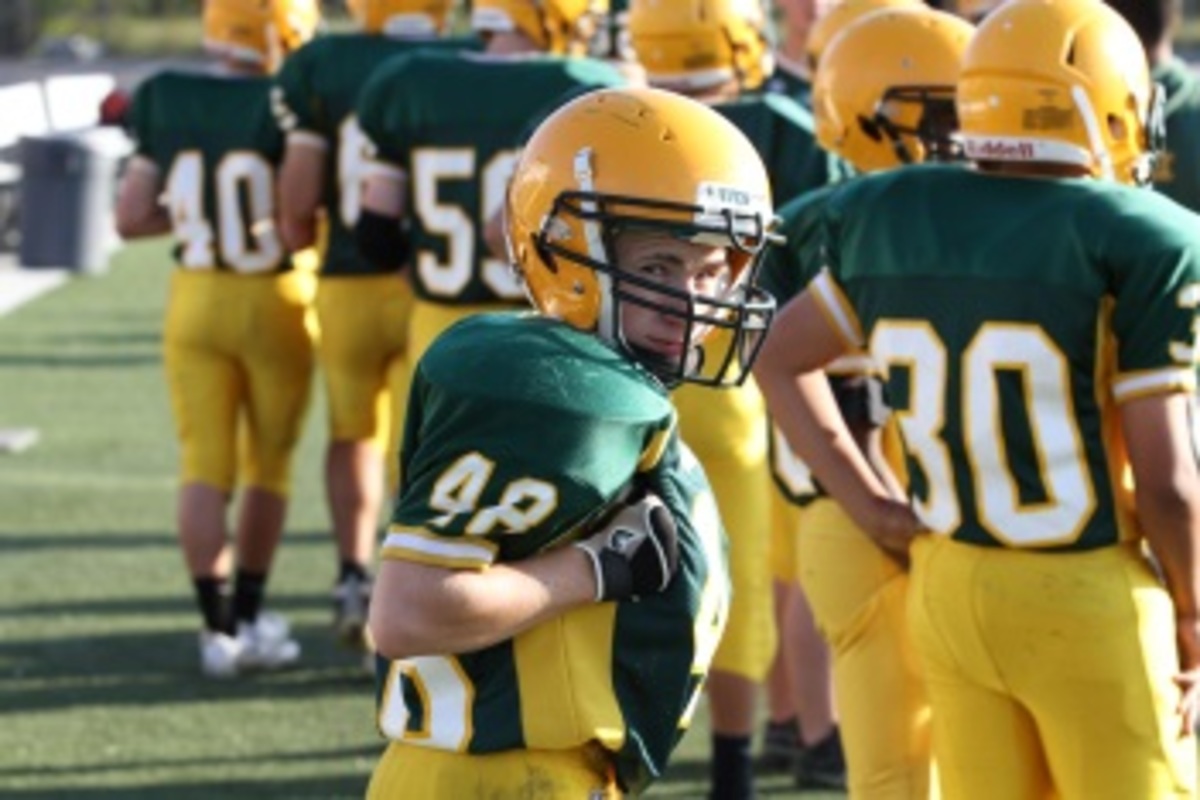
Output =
[
  {"x1": 1106, "y1": 0, "x2": 1200, "y2": 213},
  {"x1": 762, "y1": 0, "x2": 919, "y2": 779},
  {"x1": 271, "y1": 0, "x2": 477, "y2": 656},
  {"x1": 353, "y1": 0, "x2": 624, "y2": 374},
  {"x1": 763, "y1": 0, "x2": 832, "y2": 107},
  {"x1": 627, "y1": 1, "x2": 845, "y2": 796},
  {"x1": 756, "y1": 1, "x2": 1200, "y2": 798},
  {"x1": 758, "y1": 7, "x2": 973, "y2": 795},
  {"x1": 365, "y1": 86, "x2": 777, "y2": 799},
  {"x1": 114, "y1": 0, "x2": 320, "y2": 678}
]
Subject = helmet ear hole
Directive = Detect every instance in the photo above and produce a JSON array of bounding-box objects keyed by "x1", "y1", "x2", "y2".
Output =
[{"x1": 1107, "y1": 113, "x2": 1128, "y2": 143}]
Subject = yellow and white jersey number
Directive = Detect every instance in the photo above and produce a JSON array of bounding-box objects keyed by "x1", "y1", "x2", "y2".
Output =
[
  {"x1": 377, "y1": 451, "x2": 558, "y2": 750},
  {"x1": 411, "y1": 147, "x2": 523, "y2": 301},
  {"x1": 163, "y1": 150, "x2": 283, "y2": 274},
  {"x1": 872, "y1": 321, "x2": 1096, "y2": 548},
  {"x1": 337, "y1": 116, "x2": 370, "y2": 228},
  {"x1": 379, "y1": 655, "x2": 475, "y2": 751}
]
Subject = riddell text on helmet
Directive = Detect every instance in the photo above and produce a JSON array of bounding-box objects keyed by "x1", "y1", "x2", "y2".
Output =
[{"x1": 964, "y1": 140, "x2": 1036, "y2": 160}]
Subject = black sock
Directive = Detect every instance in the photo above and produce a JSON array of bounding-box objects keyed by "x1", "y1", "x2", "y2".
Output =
[
  {"x1": 767, "y1": 715, "x2": 799, "y2": 737},
  {"x1": 711, "y1": 733, "x2": 754, "y2": 800},
  {"x1": 193, "y1": 576, "x2": 231, "y2": 634},
  {"x1": 232, "y1": 569, "x2": 267, "y2": 627},
  {"x1": 338, "y1": 560, "x2": 369, "y2": 583}
]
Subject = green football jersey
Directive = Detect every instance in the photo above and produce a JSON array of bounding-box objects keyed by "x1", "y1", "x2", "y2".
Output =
[
  {"x1": 129, "y1": 70, "x2": 292, "y2": 274},
  {"x1": 713, "y1": 91, "x2": 846, "y2": 207},
  {"x1": 356, "y1": 52, "x2": 624, "y2": 304},
  {"x1": 377, "y1": 313, "x2": 730, "y2": 793},
  {"x1": 1151, "y1": 57, "x2": 1200, "y2": 214},
  {"x1": 760, "y1": 184, "x2": 836, "y2": 505},
  {"x1": 817, "y1": 164, "x2": 1200, "y2": 551},
  {"x1": 272, "y1": 33, "x2": 479, "y2": 276}
]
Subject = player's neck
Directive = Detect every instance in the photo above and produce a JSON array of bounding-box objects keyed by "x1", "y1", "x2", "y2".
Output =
[
  {"x1": 216, "y1": 57, "x2": 267, "y2": 77},
  {"x1": 777, "y1": 34, "x2": 809, "y2": 76},
  {"x1": 1151, "y1": 41, "x2": 1174, "y2": 68},
  {"x1": 484, "y1": 30, "x2": 542, "y2": 56},
  {"x1": 975, "y1": 161, "x2": 1090, "y2": 180}
]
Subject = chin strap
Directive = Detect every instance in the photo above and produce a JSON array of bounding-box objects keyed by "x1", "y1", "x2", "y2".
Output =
[{"x1": 573, "y1": 147, "x2": 618, "y2": 343}]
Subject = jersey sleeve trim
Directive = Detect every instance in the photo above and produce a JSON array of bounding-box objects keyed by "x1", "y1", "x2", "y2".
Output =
[
  {"x1": 381, "y1": 526, "x2": 498, "y2": 569},
  {"x1": 810, "y1": 269, "x2": 865, "y2": 350},
  {"x1": 1112, "y1": 367, "x2": 1197, "y2": 403},
  {"x1": 823, "y1": 352, "x2": 876, "y2": 376},
  {"x1": 286, "y1": 130, "x2": 328, "y2": 150},
  {"x1": 636, "y1": 423, "x2": 674, "y2": 472}
]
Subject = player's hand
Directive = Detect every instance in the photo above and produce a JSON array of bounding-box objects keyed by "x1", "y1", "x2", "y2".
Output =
[
  {"x1": 99, "y1": 88, "x2": 130, "y2": 127},
  {"x1": 1174, "y1": 616, "x2": 1200, "y2": 737},
  {"x1": 865, "y1": 496, "x2": 925, "y2": 570},
  {"x1": 576, "y1": 492, "x2": 679, "y2": 602}
]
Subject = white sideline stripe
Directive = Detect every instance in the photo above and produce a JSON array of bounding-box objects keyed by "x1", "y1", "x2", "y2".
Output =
[
  {"x1": 0, "y1": 467, "x2": 174, "y2": 490},
  {"x1": 0, "y1": 269, "x2": 69, "y2": 317}
]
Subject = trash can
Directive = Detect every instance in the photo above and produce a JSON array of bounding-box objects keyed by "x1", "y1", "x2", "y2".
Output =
[{"x1": 18, "y1": 128, "x2": 126, "y2": 275}]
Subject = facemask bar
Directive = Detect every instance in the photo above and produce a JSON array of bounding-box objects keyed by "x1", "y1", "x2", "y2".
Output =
[
  {"x1": 859, "y1": 85, "x2": 961, "y2": 164},
  {"x1": 535, "y1": 190, "x2": 777, "y2": 388}
]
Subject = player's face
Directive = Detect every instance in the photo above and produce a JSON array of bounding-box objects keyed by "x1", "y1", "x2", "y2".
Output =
[
  {"x1": 614, "y1": 229, "x2": 733, "y2": 362},
  {"x1": 776, "y1": 0, "x2": 832, "y2": 41}
]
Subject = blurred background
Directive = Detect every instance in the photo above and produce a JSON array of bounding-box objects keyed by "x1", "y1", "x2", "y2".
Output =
[{"x1": 5, "y1": 0, "x2": 1200, "y2": 60}]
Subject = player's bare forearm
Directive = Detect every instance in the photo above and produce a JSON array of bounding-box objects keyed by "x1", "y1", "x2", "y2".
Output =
[
  {"x1": 1138, "y1": 483, "x2": 1200, "y2": 625},
  {"x1": 1122, "y1": 393, "x2": 1200, "y2": 654},
  {"x1": 368, "y1": 547, "x2": 596, "y2": 659},
  {"x1": 758, "y1": 357, "x2": 917, "y2": 558},
  {"x1": 115, "y1": 156, "x2": 171, "y2": 239},
  {"x1": 278, "y1": 141, "x2": 324, "y2": 251}
]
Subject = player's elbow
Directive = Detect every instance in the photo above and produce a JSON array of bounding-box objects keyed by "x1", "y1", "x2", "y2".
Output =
[
  {"x1": 1137, "y1": 472, "x2": 1200, "y2": 525},
  {"x1": 115, "y1": 210, "x2": 159, "y2": 240},
  {"x1": 369, "y1": 614, "x2": 425, "y2": 660},
  {"x1": 279, "y1": 214, "x2": 316, "y2": 252}
]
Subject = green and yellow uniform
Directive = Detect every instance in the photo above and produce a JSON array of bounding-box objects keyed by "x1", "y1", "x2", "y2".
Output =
[
  {"x1": 130, "y1": 70, "x2": 315, "y2": 494},
  {"x1": 368, "y1": 314, "x2": 729, "y2": 798},
  {"x1": 356, "y1": 51, "x2": 624, "y2": 362},
  {"x1": 812, "y1": 163, "x2": 1200, "y2": 800},
  {"x1": 273, "y1": 33, "x2": 477, "y2": 482},
  {"x1": 1152, "y1": 57, "x2": 1200, "y2": 213},
  {"x1": 673, "y1": 91, "x2": 840, "y2": 681},
  {"x1": 760, "y1": 182, "x2": 932, "y2": 800}
]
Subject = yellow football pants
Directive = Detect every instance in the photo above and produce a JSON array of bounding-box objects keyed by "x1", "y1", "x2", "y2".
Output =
[
  {"x1": 909, "y1": 535, "x2": 1196, "y2": 800},
  {"x1": 675, "y1": 374, "x2": 774, "y2": 681},
  {"x1": 367, "y1": 741, "x2": 620, "y2": 799},
  {"x1": 798, "y1": 498, "x2": 934, "y2": 799},
  {"x1": 163, "y1": 269, "x2": 315, "y2": 494}
]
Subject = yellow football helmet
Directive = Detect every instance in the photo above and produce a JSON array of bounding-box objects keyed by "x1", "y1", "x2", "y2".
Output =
[
  {"x1": 627, "y1": 0, "x2": 773, "y2": 93},
  {"x1": 956, "y1": 0, "x2": 1163, "y2": 185},
  {"x1": 471, "y1": 0, "x2": 609, "y2": 55},
  {"x1": 806, "y1": 0, "x2": 920, "y2": 73},
  {"x1": 345, "y1": 0, "x2": 452, "y2": 35},
  {"x1": 814, "y1": 7, "x2": 973, "y2": 172},
  {"x1": 506, "y1": 87, "x2": 777, "y2": 387},
  {"x1": 203, "y1": 0, "x2": 320, "y2": 70}
]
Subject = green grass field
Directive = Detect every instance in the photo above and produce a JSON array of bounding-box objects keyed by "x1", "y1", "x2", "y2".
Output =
[{"x1": 0, "y1": 240, "x2": 844, "y2": 799}]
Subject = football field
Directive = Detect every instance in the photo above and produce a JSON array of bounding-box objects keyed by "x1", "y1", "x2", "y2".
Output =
[{"x1": 0, "y1": 240, "x2": 843, "y2": 799}]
